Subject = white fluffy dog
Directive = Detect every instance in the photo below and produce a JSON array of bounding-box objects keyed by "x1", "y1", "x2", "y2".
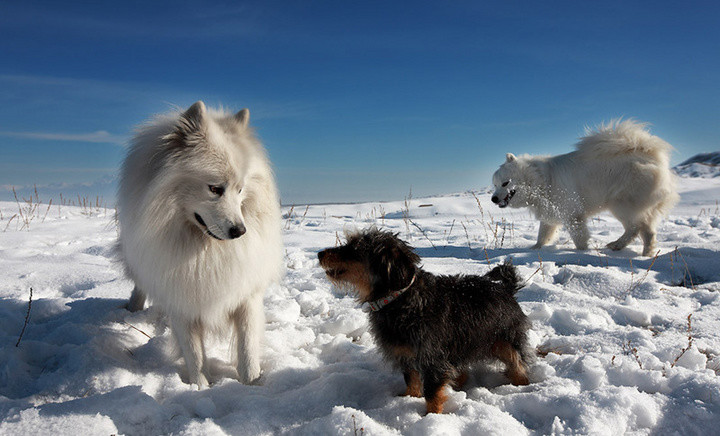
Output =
[
  {"x1": 118, "y1": 101, "x2": 283, "y2": 387},
  {"x1": 491, "y1": 120, "x2": 678, "y2": 256}
]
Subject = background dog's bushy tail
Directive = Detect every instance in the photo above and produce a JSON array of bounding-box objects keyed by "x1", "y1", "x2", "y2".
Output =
[{"x1": 485, "y1": 260, "x2": 523, "y2": 294}]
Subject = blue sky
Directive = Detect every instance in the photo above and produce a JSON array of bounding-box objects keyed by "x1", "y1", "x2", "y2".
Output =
[{"x1": 1, "y1": 1, "x2": 719, "y2": 204}]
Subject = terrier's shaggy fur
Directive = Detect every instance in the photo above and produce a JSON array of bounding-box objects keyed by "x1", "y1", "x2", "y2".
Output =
[{"x1": 318, "y1": 228, "x2": 531, "y2": 414}]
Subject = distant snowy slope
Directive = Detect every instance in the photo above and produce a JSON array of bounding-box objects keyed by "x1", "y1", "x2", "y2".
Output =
[{"x1": 674, "y1": 152, "x2": 720, "y2": 178}]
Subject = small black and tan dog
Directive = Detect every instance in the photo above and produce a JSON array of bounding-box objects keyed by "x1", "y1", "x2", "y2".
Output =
[{"x1": 318, "y1": 228, "x2": 531, "y2": 414}]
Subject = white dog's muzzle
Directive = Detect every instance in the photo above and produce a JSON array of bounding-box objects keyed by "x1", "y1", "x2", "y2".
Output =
[
  {"x1": 492, "y1": 181, "x2": 516, "y2": 208},
  {"x1": 496, "y1": 189, "x2": 516, "y2": 208}
]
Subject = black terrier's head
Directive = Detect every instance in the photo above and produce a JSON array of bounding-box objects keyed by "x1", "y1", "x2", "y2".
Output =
[{"x1": 318, "y1": 228, "x2": 420, "y2": 302}]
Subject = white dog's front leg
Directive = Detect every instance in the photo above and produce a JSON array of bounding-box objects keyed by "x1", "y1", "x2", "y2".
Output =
[
  {"x1": 566, "y1": 218, "x2": 590, "y2": 250},
  {"x1": 532, "y1": 222, "x2": 559, "y2": 249},
  {"x1": 233, "y1": 294, "x2": 265, "y2": 384},
  {"x1": 172, "y1": 319, "x2": 208, "y2": 388},
  {"x1": 126, "y1": 286, "x2": 146, "y2": 312}
]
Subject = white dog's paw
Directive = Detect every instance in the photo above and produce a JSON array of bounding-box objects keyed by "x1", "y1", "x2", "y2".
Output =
[
  {"x1": 606, "y1": 240, "x2": 625, "y2": 251},
  {"x1": 237, "y1": 363, "x2": 262, "y2": 385},
  {"x1": 642, "y1": 247, "x2": 657, "y2": 257},
  {"x1": 190, "y1": 373, "x2": 209, "y2": 389},
  {"x1": 530, "y1": 243, "x2": 543, "y2": 250}
]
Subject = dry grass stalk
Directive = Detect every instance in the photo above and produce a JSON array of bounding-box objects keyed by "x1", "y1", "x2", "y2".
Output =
[
  {"x1": 470, "y1": 191, "x2": 485, "y2": 221},
  {"x1": 41, "y1": 199, "x2": 53, "y2": 223},
  {"x1": 626, "y1": 250, "x2": 660, "y2": 296},
  {"x1": 408, "y1": 218, "x2": 436, "y2": 250},
  {"x1": 622, "y1": 340, "x2": 643, "y2": 369},
  {"x1": 13, "y1": 186, "x2": 44, "y2": 230},
  {"x1": 3, "y1": 214, "x2": 18, "y2": 232},
  {"x1": 499, "y1": 218, "x2": 507, "y2": 248},
  {"x1": 671, "y1": 314, "x2": 694, "y2": 368},
  {"x1": 536, "y1": 344, "x2": 566, "y2": 357},
  {"x1": 121, "y1": 321, "x2": 152, "y2": 339},
  {"x1": 460, "y1": 220, "x2": 472, "y2": 252},
  {"x1": 352, "y1": 414, "x2": 364, "y2": 436},
  {"x1": 300, "y1": 205, "x2": 309, "y2": 223},
  {"x1": 674, "y1": 248, "x2": 696, "y2": 289},
  {"x1": 401, "y1": 196, "x2": 411, "y2": 235},
  {"x1": 284, "y1": 205, "x2": 295, "y2": 229},
  {"x1": 524, "y1": 253, "x2": 545, "y2": 284},
  {"x1": 15, "y1": 287, "x2": 33, "y2": 347},
  {"x1": 445, "y1": 219, "x2": 456, "y2": 243}
]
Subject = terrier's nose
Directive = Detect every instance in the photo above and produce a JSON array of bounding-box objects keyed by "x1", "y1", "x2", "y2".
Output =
[
  {"x1": 318, "y1": 250, "x2": 326, "y2": 261},
  {"x1": 228, "y1": 224, "x2": 246, "y2": 239}
]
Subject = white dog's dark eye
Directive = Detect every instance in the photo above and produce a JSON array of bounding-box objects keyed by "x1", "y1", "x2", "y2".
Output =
[
  {"x1": 502, "y1": 181, "x2": 509, "y2": 187},
  {"x1": 209, "y1": 185, "x2": 225, "y2": 196}
]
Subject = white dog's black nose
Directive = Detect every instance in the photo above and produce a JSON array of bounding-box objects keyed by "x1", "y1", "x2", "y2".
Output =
[
  {"x1": 491, "y1": 195, "x2": 499, "y2": 204},
  {"x1": 228, "y1": 224, "x2": 246, "y2": 239}
]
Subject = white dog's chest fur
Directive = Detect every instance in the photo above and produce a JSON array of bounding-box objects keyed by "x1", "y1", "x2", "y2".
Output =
[{"x1": 125, "y1": 221, "x2": 281, "y2": 327}]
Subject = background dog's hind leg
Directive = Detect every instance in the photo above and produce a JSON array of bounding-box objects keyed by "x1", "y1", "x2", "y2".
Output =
[
  {"x1": 172, "y1": 319, "x2": 208, "y2": 388},
  {"x1": 607, "y1": 219, "x2": 640, "y2": 252},
  {"x1": 491, "y1": 340, "x2": 529, "y2": 386},
  {"x1": 126, "y1": 286, "x2": 146, "y2": 312},
  {"x1": 233, "y1": 293, "x2": 265, "y2": 384},
  {"x1": 640, "y1": 220, "x2": 658, "y2": 256},
  {"x1": 532, "y1": 222, "x2": 559, "y2": 249}
]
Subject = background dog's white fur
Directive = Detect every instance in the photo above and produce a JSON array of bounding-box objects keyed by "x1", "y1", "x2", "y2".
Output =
[
  {"x1": 118, "y1": 101, "x2": 283, "y2": 386},
  {"x1": 491, "y1": 119, "x2": 679, "y2": 256}
]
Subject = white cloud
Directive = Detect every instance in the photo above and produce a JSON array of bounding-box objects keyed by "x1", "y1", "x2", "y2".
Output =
[
  {"x1": 0, "y1": 175, "x2": 118, "y2": 203},
  {"x1": 0, "y1": 130, "x2": 126, "y2": 145}
]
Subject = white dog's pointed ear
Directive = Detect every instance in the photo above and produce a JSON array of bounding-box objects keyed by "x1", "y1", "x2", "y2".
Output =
[
  {"x1": 183, "y1": 101, "x2": 206, "y2": 125},
  {"x1": 234, "y1": 108, "x2": 250, "y2": 129},
  {"x1": 170, "y1": 101, "x2": 207, "y2": 143},
  {"x1": 506, "y1": 153, "x2": 517, "y2": 162}
]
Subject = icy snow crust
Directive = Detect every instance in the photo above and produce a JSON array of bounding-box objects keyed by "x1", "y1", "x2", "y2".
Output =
[{"x1": 2, "y1": 178, "x2": 720, "y2": 435}]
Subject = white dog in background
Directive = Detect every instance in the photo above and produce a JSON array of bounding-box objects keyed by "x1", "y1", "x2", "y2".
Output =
[
  {"x1": 491, "y1": 119, "x2": 678, "y2": 256},
  {"x1": 118, "y1": 101, "x2": 283, "y2": 387}
]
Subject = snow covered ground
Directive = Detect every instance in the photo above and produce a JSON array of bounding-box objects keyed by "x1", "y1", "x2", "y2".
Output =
[{"x1": 1, "y1": 176, "x2": 720, "y2": 435}]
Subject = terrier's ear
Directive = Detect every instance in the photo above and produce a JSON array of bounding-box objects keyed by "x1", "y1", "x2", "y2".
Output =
[
  {"x1": 506, "y1": 153, "x2": 517, "y2": 162},
  {"x1": 234, "y1": 108, "x2": 250, "y2": 129}
]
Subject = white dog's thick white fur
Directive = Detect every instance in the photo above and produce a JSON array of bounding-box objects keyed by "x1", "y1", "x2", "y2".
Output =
[
  {"x1": 118, "y1": 101, "x2": 283, "y2": 387},
  {"x1": 491, "y1": 120, "x2": 679, "y2": 256}
]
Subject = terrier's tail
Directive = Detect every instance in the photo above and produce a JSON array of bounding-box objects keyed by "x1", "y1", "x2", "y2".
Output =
[{"x1": 485, "y1": 260, "x2": 523, "y2": 294}]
